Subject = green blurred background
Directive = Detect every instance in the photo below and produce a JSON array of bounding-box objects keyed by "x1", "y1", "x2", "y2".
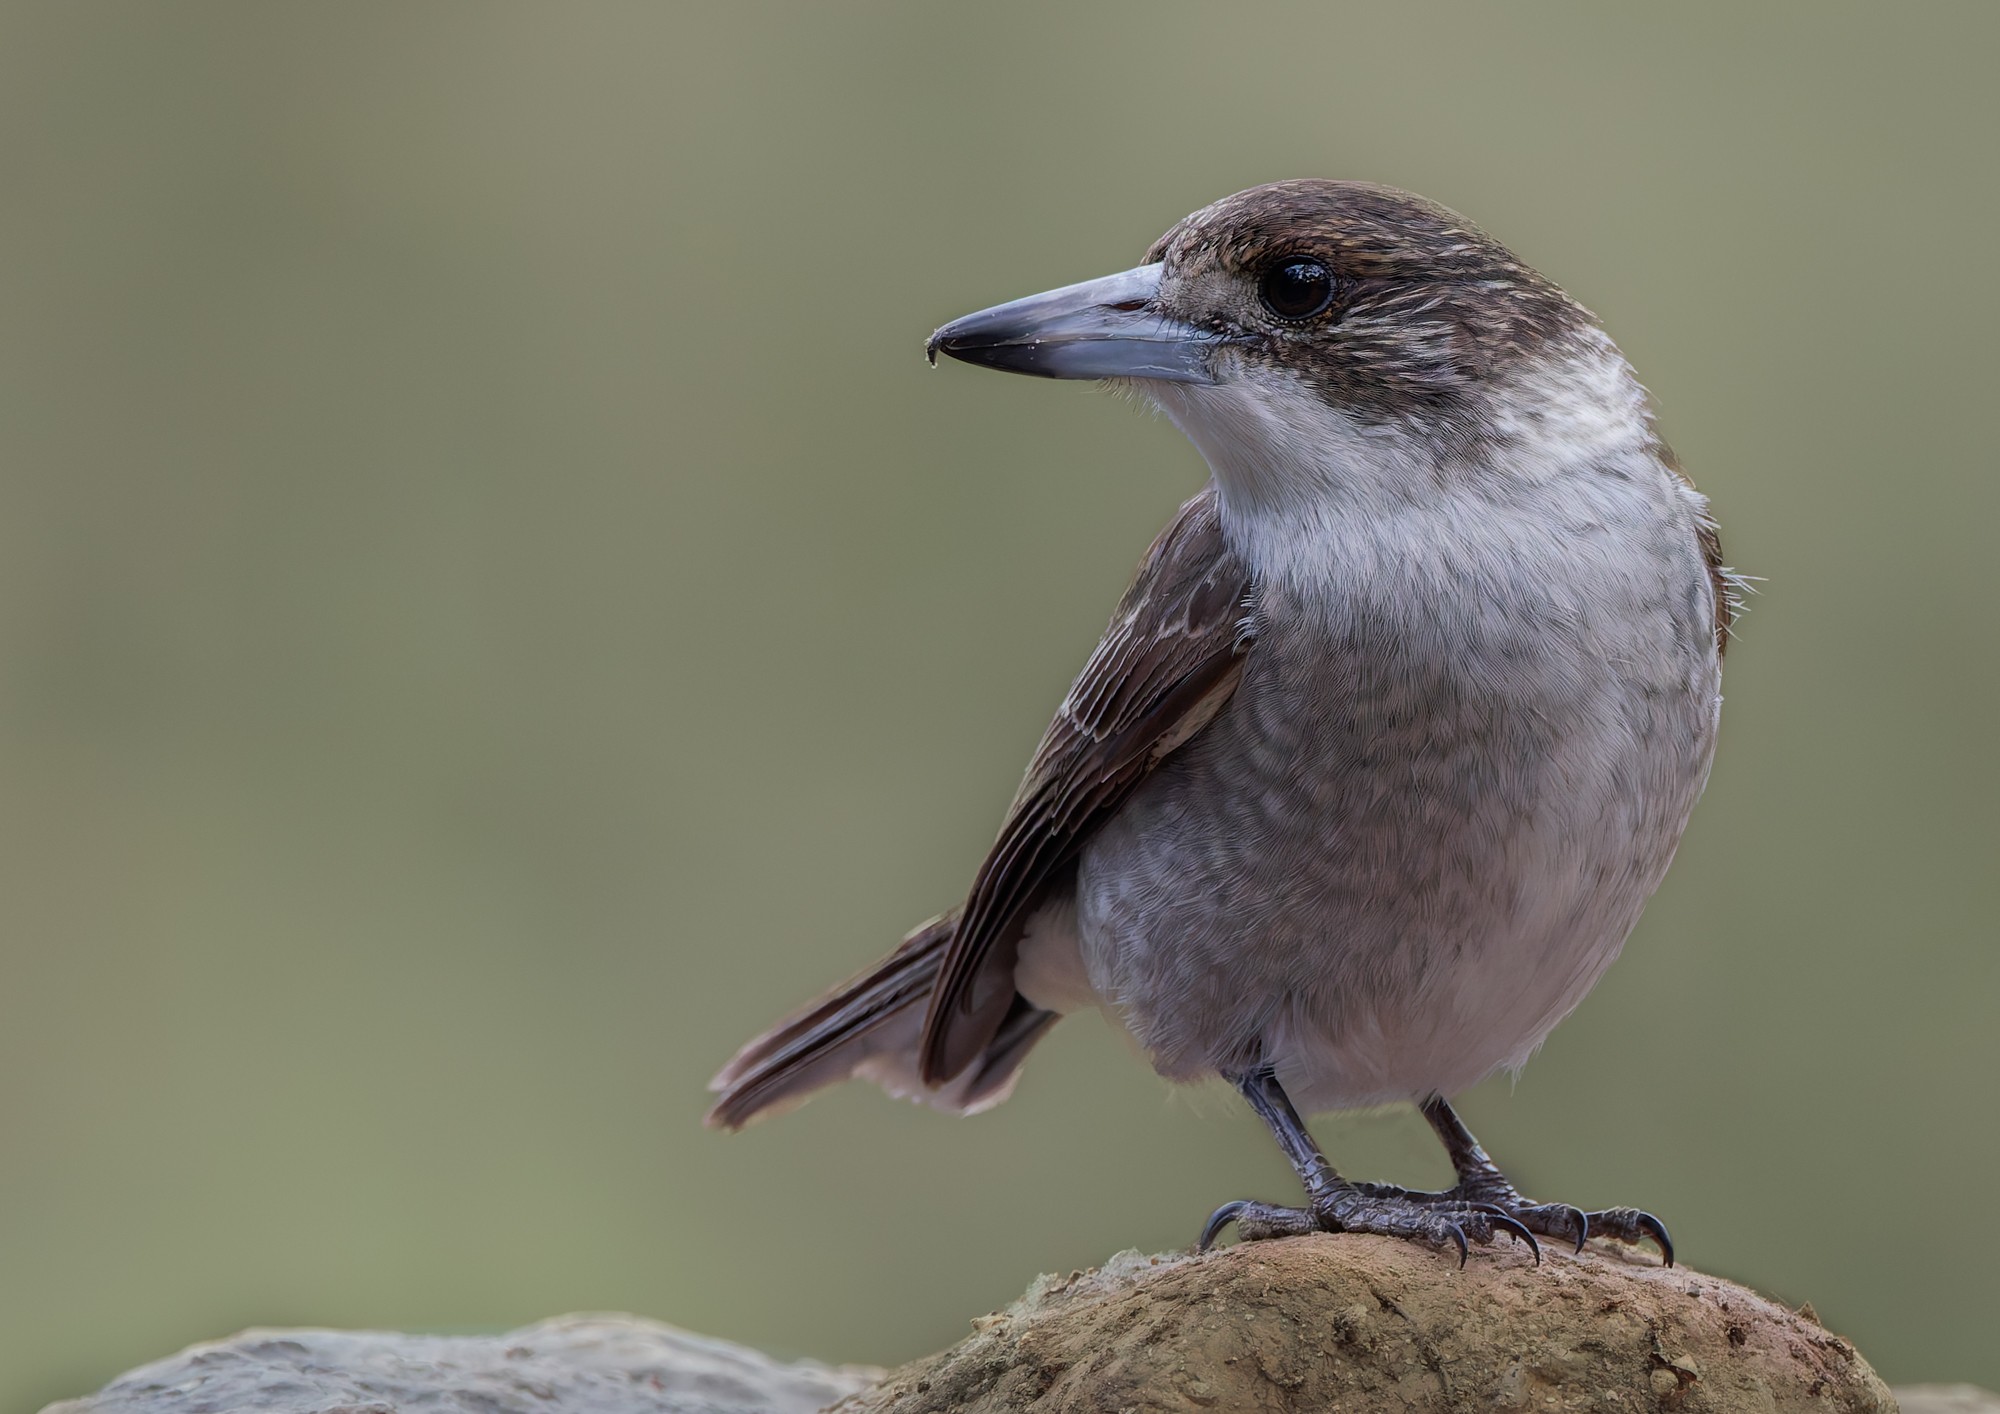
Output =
[{"x1": 3, "y1": 2, "x2": 1995, "y2": 1407}]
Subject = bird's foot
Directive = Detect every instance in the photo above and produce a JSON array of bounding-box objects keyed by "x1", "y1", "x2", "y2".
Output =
[
  {"x1": 1198, "y1": 1189, "x2": 1543, "y2": 1268},
  {"x1": 1351, "y1": 1179, "x2": 1673, "y2": 1267}
]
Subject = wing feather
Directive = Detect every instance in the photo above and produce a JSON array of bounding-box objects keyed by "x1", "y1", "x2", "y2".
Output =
[{"x1": 918, "y1": 483, "x2": 1254, "y2": 1083}]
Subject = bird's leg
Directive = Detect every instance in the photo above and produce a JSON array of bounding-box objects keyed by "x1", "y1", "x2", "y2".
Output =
[
  {"x1": 1200, "y1": 1068, "x2": 1540, "y2": 1266},
  {"x1": 1347, "y1": 1096, "x2": 1673, "y2": 1265}
]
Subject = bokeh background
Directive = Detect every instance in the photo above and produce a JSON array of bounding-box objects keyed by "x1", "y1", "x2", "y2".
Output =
[{"x1": 4, "y1": 2, "x2": 1995, "y2": 1408}]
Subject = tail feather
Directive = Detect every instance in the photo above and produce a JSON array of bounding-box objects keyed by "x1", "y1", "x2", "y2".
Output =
[{"x1": 705, "y1": 913, "x2": 1054, "y2": 1131}]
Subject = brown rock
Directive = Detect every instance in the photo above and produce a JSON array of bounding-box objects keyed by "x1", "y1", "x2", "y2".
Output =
[{"x1": 847, "y1": 1237, "x2": 1896, "y2": 1413}]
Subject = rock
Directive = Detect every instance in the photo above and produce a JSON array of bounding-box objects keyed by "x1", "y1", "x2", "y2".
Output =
[
  {"x1": 40, "y1": 1314, "x2": 880, "y2": 1414},
  {"x1": 1898, "y1": 1390, "x2": 2000, "y2": 1414},
  {"x1": 849, "y1": 1237, "x2": 1897, "y2": 1413},
  {"x1": 43, "y1": 1238, "x2": 1958, "y2": 1413}
]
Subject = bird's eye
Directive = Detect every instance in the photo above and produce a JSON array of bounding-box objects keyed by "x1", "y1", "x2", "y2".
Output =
[{"x1": 1258, "y1": 258, "x2": 1335, "y2": 321}]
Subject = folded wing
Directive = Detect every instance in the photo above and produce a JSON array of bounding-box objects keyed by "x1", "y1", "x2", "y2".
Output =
[{"x1": 920, "y1": 483, "x2": 1255, "y2": 1083}]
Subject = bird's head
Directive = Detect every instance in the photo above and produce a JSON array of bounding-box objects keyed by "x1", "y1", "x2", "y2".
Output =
[{"x1": 928, "y1": 181, "x2": 1641, "y2": 529}]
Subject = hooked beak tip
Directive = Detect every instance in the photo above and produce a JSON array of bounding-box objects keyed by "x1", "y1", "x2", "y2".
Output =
[{"x1": 922, "y1": 264, "x2": 1223, "y2": 385}]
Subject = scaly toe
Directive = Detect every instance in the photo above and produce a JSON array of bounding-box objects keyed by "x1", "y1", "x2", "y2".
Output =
[
  {"x1": 1508, "y1": 1201, "x2": 1590, "y2": 1254},
  {"x1": 1584, "y1": 1206, "x2": 1674, "y2": 1266},
  {"x1": 1199, "y1": 1199, "x2": 1319, "y2": 1248}
]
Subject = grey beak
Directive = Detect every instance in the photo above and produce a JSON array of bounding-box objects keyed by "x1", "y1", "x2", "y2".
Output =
[{"x1": 926, "y1": 264, "x2": 1226, "y2": 384}]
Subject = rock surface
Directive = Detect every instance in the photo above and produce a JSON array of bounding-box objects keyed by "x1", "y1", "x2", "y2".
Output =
[
  {"x1": 46, "y1": 1236, "x2": 1974, "y2": 1414},
  {"x1": 1897, "y1": 1392, "x2": 2000, "y2": 1414},
  {"x1": 851, "y1": 1237, "x2": 1896, "y2": 1414},
  {"x1": 41, "y1": 1314, "x2": 880, "y2": 1414}
]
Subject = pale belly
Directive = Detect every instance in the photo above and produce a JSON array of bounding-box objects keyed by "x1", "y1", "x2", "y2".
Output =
[{"x1": 1069, "y1": 612, "x2": 1721, "y2": 1114}]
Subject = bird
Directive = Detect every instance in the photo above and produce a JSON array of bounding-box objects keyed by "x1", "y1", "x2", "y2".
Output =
[{"x1": 705, "y1": 180, "x2": 1739, "y2": 1266}]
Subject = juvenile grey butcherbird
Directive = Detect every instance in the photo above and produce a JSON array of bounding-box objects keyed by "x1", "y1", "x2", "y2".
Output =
[{"x1": 707, "y1": 180, "x2": 1740, "y2": 1266}]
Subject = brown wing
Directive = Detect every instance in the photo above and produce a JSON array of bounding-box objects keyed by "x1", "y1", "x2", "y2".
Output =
[{"x1": 918, "y1": 483, "x2": 1255, "y2": 1084}]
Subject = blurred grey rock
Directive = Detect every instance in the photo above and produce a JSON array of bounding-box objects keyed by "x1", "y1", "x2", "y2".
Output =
[
  {"x1": 1897, "y1": 1389, "x2": 2000, "y2": 1414},
  {"x1": 40, "y1": 1314, "x2": 879, "y2": 1414}
]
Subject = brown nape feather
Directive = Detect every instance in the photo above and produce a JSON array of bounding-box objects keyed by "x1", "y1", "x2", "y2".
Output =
[{"x1": 704, "y1": 913, "x2": 1056, "y2": 1131}]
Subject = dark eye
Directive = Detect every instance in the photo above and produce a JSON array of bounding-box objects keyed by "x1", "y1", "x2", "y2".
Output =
[{"x1": 1259, "y1": 258, "x2": 1335, "y2": 321}]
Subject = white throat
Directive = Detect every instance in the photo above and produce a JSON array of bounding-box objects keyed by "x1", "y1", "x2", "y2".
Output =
[{"x1": 1144, "y1": 333, "x2": 1657, "y2": 585}]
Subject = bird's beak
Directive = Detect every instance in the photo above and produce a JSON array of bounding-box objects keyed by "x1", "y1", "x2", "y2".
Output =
[{"x1": 926, "y1": 264, "x2": 1225, "y2": 384}]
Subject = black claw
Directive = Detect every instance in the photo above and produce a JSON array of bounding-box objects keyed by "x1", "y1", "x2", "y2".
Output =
[
  {"x1": 1638, "y1": 1212, "x2": 1674, "y2": 1267},
  {"x1": 1449, "y1": 1223, "x2": 1469, "y2": 1269},
  {"x1": 1489, "y1": 1212, "x2": 1542, "y2": 1265},
  {"x1": 1199, "y1": 1200, "x2": 1249, "y2": 1252},
  {"x1": 1563, "y1": 1206, "x2": 1589, "y2": 1253}
]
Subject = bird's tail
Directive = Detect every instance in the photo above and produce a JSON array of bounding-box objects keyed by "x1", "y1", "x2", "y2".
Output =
[{"x1": 704, "y1": 912, "x2": 1056, "y2": 1131}]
